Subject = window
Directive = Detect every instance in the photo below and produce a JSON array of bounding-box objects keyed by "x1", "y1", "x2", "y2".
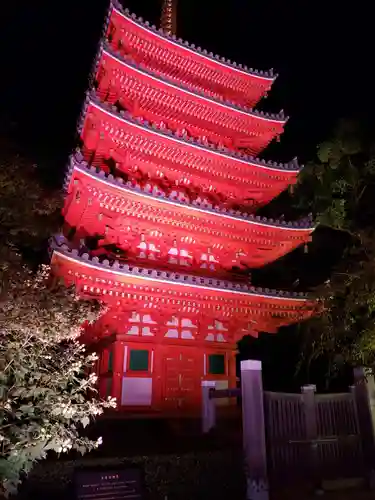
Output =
[
  {"x1": 129, "y1": 349, "x2": 149, "y2": 371},
  {"x1": 208, "y1": 354, "x2": 225, "y2": 375}
]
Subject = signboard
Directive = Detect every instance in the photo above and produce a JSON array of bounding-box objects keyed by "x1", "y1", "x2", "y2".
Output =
[{"x1": 74, "y1": 465, "x2": 144, "y2": 500}]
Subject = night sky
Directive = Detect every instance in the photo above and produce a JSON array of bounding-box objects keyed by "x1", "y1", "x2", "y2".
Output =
[
  {"x1": 1, "y1": 0, "x2": 373, "y2": 167},
  {"x1": 0, "y1": 0, "x2": 372, "y2": 388}
]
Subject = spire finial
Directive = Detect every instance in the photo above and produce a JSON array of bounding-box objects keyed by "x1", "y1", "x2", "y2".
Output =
[{"x1": 160, "y1": 0, "x2": 177, "y2": 36}]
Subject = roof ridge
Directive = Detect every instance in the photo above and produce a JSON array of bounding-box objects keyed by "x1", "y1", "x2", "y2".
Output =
[
  {"x1": 110, "y1": 0, "x2": 277, "y2": 82},
  {"x1": 79, "y1": 91, "x2": 301, "y2": 173},
  {"x1": 51, "y1": 234, "x2": 310, "y2": 301},
  {"x1": 65, "y1": 152, "x2": 315, "y2": 231}
]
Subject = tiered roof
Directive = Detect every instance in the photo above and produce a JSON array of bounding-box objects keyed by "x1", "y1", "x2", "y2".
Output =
[
  {"x1": 51, "y1": 237, "x2": 316, "y2": 338},
  {"x1": 52, "y1": 0, "x2": 316, "y2": 332},
  {"x1": 79, "y1": 95, "x2": 298, "y2": 210},
  {"x1": 63, "y1": 153, "x2": 314, "y2": 271},
  {"x1": 106, "y1": 1, "x2": 276, "y2": 108},
  {"x1": 95, "y1": 44, "x2": 285, "y2": 154}
]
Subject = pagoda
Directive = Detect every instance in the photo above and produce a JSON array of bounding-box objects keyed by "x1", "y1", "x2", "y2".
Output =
[{"x1": 50, "y1": 0, "x2": 316, "y2": 415}]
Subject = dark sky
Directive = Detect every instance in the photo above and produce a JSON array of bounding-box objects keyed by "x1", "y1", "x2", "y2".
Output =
[{"x1": 0, "y1": 0, "x2": 373, "y2": 170}]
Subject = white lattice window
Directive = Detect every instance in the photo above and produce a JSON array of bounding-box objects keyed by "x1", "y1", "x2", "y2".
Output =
[
  {"x1": 137, "y1": 235, "x2": 160, "y2": 260},
  {"x1": 164, "y1": 316, "x2": 197, "y2": 339},
  {"x1": 126, "y1": 312, "x2": 156, "y2": 337},
  {"x1": 200, "y1": 250, "x2": 219, "y2": 270},
  {"x1": 205, "y1": 320, "x2": 228, "y2": 342},
  {"x1": 167, "y1": 246, "x2": 193, "y2": 266}
]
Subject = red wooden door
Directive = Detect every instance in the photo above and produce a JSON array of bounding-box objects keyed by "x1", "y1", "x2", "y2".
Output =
[{"x1": 162, "y1": 347, "x2": 201, "y2": 411}]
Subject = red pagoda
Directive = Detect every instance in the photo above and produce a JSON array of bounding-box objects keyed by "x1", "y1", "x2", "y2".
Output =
[{"x1": 51, "y1": 0, "x2": 316, "y2": 415}]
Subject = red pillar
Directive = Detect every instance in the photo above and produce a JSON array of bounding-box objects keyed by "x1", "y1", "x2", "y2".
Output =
[
  {"x1": 229, "y1": 349, "x2": 237, "y2": 387},
  {"x1": 112, "y1": 340, "x2": 124, "y2": 406}
]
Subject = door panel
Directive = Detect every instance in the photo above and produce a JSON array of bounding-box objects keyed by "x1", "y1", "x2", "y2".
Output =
[{"x1": 162, "y1": 348, "x2": 201, "y2": 411}]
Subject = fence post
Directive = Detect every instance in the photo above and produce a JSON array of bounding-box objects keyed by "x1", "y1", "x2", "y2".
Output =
[
  {"x1": 241, "y1": 360, "x2": 268, "y2": 500},
  {"x1": 353, "y1": 367, "x2": 375, "y2": 487},
  {"x1": 301, "y1": 384, "x2": 320, "y2": 491},
  {"x1": 201, "y1": 380, "x2": 216, "y2": 434}
]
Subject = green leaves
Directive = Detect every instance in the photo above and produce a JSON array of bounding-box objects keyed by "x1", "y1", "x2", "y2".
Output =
[
  {"x1": 295, "y1": 120, "x2": 375, "y2": 371},
  {"x1": 0, "y1": 269, "x2": 116, "y2": 495}
]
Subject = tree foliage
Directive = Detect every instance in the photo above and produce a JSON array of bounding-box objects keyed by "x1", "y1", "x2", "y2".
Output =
[
  {"x1": 0, "y1": 154, "x2": 62, "y2": 258},
  {"x1": 0, "y1": 154, "x2": 116, "y2": 497},
  {"x1": 295, "y1": 120, "x2": 375, "y2": 370}
]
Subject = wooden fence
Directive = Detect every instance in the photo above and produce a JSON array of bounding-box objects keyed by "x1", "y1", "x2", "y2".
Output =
[
  {"x1": 202, "y1": 361, "x2": 375, "y2": 500},
  {"x1": 264, "y1": 388, "x2": 364, "y2": 486}
]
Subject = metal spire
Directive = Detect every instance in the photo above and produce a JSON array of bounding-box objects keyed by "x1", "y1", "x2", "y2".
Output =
[{"x1": 160, "y1": 0, "x2": 177, "y2": 36}]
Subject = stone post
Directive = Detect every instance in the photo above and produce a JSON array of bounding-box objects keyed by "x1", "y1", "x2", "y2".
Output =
[
  {"x1": 301, "y1": 384, "x2": 320, "y2": 491},
  {"x1": 201, "y1": 380, "x2": 216, "y2": 434},
  {"x1": 241, "y1": 360, "x2": 269, "y2": 500},
  {"x1": 353, "y1": 367, "x2": 375, "y2": 486}
]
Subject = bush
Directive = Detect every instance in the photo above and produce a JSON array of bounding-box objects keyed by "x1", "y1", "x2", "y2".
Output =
[{"x1": 0, "y1": 262, "x2": 116, "y2": 497}]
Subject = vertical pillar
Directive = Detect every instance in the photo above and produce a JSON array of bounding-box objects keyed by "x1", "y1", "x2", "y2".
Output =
[
  {"x1": 301, "y1": 385, "x2": 320, "y2": 490},
  {"x1": 241, "y1": 360, "x2": 268, "y2": 500},
  {"x1": 353, "y1": 367, "x2": 375, "y2": 486},
  {"x1": 201, "y1": 381, "x2": 216, "y2": 434},
  {"x1": 229, "y1": 350, "x2": 237, "y2": 386},
  {"x1": 112, "y1": 341, "x2": 124, "y2": 406}
]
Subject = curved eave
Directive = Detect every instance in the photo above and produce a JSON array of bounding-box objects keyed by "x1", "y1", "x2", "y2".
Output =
[
  {"x1": 110, "y1": 2, "x2": 276, "y2": 85},
  {"x1": 81, "y1": 97, "x2": 301, "y2": 175},
  {"x1": 51, "y1": 245, "x2": 312, "y2": 306},
  {"x1": 100, "y1": 45, "x2": 285, "y2": 126},
  {"x1": 66, "y1": 157, "x2": 315, "y2": 235}
]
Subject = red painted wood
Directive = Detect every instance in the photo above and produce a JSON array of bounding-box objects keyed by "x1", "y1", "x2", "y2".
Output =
[
  {"x1": 80, "y1": 100, "x2": 296, "y2": 209},
  {"x1": 51, "y1": 250, "x2": 316, "y2": 336},
  {"x1": 112, "y1": 341, "x2": 124, "y2": 403},
  {"x1": 107, "y1": 7, "x2": 274, "y2": 108},
  {"x1": 62, "y1": 164, "x2": 312, "y2": 272},
  {"x1": 95, "y1": 47, "x2": 284, "y2": 155},
  {"x1": 162, "y1": 347, "x2": 202, "y2": 411},
  {"x1": 52, "y1": 2, "x2": 318, "y2": 415}
]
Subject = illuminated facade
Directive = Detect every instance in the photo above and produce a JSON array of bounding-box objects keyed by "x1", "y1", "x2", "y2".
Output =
[{"x1": 51, "y1": 0, "x2": 316, "y2": 415}]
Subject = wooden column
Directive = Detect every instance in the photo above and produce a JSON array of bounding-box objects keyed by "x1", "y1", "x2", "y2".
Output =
[
  {"x1": 112, "y1": 341, "x2": 124, "y2": 404},
  {"x1": 229, "y1": 350, "x2": 237, "y2": 385},
  {"x1": 353, "y1": 367, "x2": 375, "y2": 486},
  {"x1": 301, "y1": 384, "x2": 320, "y2": 490},
  {"x1": 201, "y1": 380, "x2": 216, "y2": 433},
  {"x1": 241, "y1": 360, "x2": 268, "y2": 500}
]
